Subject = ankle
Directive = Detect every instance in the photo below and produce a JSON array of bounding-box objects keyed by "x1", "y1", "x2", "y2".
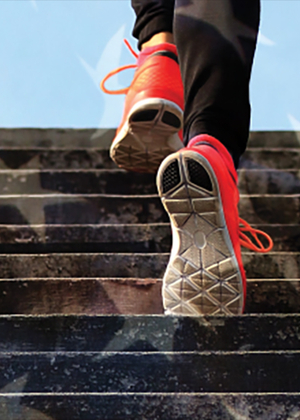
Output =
[{"x1": 141, "y1": 32, "x2": 174, "y2": 51}]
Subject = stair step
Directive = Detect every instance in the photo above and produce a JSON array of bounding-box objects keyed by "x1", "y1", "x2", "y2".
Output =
[
  {"x1": 0, "y1": 128, "x2": 299, "y2": 149},
  {"x1": 0, "y1": 278, "x2": 163, "y2": 315},
  {"x1": 0, "y1": 194, "x2": 167, "y2": 225},
  {"x1": 0, "y1": 148, "x2": 115, "y2": 170},
  {"x1": 0, "y1": 352, "x2": 298, "y2": 392},
  {"x1": 247, "y1": 131, "x2": 300, "y2": 148},
  {"x1": 1, "y1": 128, "x2": 299, "y2": 419},
  {"x1": 1, "y1": 313, "x2": 300, "y2": 417},
  {"x1": 0, "y1": 169, "x2": 156, "y2": 195},
  {"x1": 241, "y1": 149, "x2": 300, "y2": 170},
  {"x1": 0, "y1": 347, "x2": 300, "y2": 393},
  {"x1": 0, "y1": 350, "x2": 300, "y2": 394},
  {"x1": 0, "y1": 314, "x2": 299, "y2": 393},
  {"x1": 0, "y1": 393, "x2": 298, "y2": 420},
  {"x1": 238, "y1": 169, "x2": 300, "y2": 194},
  {"x1": 1, "y1": 314, "x2": 300, "y2": 351},
  {"x1": 0, "y1": 224, "x2": 170, "y2": 254},
  {"x1": 0, "y1": 224, "x2": 298, "y2": 253},
  {"x1": 1, "y1": 168, "x2": 300, "y2": 195},
  {"x1": 0, "y1": 252, "x2": 298, "y2": 279},
  {"x1": 0, "y1": 194, "x2": 298, "y2": 225},
  {"x1": 1, "y1": 147, "x2": 300, "y2": 170},
  {"x1": 239, "y1": 195, "x2": 300, "y2": 224},
  {"x1": 0, "y1": 278, "x2": 298, "y2": 315}
]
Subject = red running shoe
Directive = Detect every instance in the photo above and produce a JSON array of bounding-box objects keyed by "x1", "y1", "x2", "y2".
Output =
[
  {"x1": 101, "y1": 41, "x2": 184, "y2": 173},
  {"x1": 157, "y1": 134, "x2": 273, "y2": 315}
]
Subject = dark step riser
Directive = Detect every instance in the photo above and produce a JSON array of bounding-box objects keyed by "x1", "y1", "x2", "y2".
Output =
[
  {"x1": 0, "y1": 171, "x2": 156, "y2": 195},
  {"x1": 0, "y1": 253, "x2": 298, "y2": 279},
  {"x1": 247, "y1": 131, "x2": 300, "y2": 148},
  {"x1": 1, "y1": 315, "x2": 300, "y2": 352},
  {"x1": 1, "y1": 129, "x2": 299, "y2": 148},
  {"x1": 0, "y1": 279, "x2": 299, "y2": 315},
  {"x1": 0, "y1": 129, "x2": 114, "y2": 149},
  {"x1": 0, "y1": 149, "x2": 115, "y2": 170},
  {"x1": 239, "y1": 196, "x2": 300, "y2": 224},
  {"x1": 0, "y1": 196, "x2": 167, "y2": 225},
  {"x1": 241, "y1": 150, "x2": 300, "y2": 170},
  {"x1": 2, "y1": 149, "x2": 300, "y2": 170},
  {"x1": 238, "y1": 170, "x2": 300, "y2": 194},
  {"x1": 0, "y1": 279, "x2": 163, "y2": 316},
  {"x1": 1, "y1": 352, "x2": 300, "y2": 392},
  {"x1": 1, "y1": 394, "x2": 299, "y2": 420},
  {"x1": 0, "y1": 225, "x2": 171, "y2": 254},
  {"x1": 1, "y1": 170, "x2": 300, "y2": 195},
  {"x1": 0, "y1": 196, "x2": 298, "y2": 225},
  {"x1": 0, "y1": 225, "x2": 298, "y2": 253}
]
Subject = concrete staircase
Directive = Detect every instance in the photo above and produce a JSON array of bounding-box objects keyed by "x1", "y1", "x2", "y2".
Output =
[{"x1": 0, "y1": 128, "x2": 300, "y2": 419}]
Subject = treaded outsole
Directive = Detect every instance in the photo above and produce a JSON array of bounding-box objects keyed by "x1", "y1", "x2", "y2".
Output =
[
  {"x1": 110, "y1": 99, "x2": 183, "y2": 173},
  {"x1": 157, "y1": 150, "x2": 244, "y2": 315}
]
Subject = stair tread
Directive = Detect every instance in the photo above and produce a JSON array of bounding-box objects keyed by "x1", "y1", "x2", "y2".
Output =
[
  {"x1": 0, "y1": 393, "x2": 299, "y2": 420},
  {"x1": 1, "y1": 168, "x2": 300, "y2": 195},
  {"x1": 0, "y1": 313, "x2": 299, "y2": 350},
  {"x1": 0, "y1": 128, "x2": 299, "y2": 147},
  {"x1": 0, "y1": 277, "x2": 298, "y2": 315},
  {"x1": 1, "y1": 149, "x2": 299, "y2": 170},
  {"x1": 0, "y1": 252, "x2": 298, "y2": 280},
  {"x1": 0, "y1": 195, "x2": 299, "y2": 225},
  {"x1": 0, "y1": 349, "x2": 300, "y2": 393},
  {"x1": 0, "y1": 223, "x2": 298, "y2": 253}
]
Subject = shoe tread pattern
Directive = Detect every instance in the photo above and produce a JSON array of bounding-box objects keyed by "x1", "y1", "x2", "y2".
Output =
[
  {"x1": 111, "y1": 102, "x2": 183, "y2": 173},
  {"x1": 159, "y1": 151, "x2": 244, "y2": 315}
]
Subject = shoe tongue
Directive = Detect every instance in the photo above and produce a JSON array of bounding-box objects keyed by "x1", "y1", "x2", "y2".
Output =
[{"x1": 138, "y1": 43, "x2": 178, "y2": 66}]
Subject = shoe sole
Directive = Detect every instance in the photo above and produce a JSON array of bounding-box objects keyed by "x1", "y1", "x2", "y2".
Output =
[
  {"x1": 157, "y1": 150, "x2": 244, "y2": 315},
  {"x1": 110, "y1": 98, "x2": 183, "y2": 173}
]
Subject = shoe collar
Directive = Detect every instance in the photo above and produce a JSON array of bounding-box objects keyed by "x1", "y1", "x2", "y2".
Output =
[{"x1": 188, "y1": 134, "x2": 238, "y2": 184}]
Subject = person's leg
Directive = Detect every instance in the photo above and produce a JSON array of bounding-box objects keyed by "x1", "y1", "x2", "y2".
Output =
[
  {"x1": 131, "y1": 0, "x2": 175, "y2": 50},
  {"x1": 174, "y1": 0, "x2": 260, "y2": 167},
  {"x1": 157, "y1": 0, "x2": 272, "y2": 316}
]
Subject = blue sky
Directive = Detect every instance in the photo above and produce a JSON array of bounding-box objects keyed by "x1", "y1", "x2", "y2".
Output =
[{"x1": 0, "y1": 0, "x2": 299, "y2": 130}]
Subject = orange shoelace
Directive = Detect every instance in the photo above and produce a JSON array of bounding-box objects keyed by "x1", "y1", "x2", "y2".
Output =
[
  {"x1": 239, "y1": 218, "x2": 273, "y2": 253},
  {"x1": 100, "y1": 39, "x2": 138, "y2": 95}
]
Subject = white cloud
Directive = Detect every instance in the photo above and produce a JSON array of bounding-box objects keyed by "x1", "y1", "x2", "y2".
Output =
[
  {"x1": 288, "y1": 114, "x2": 300, "y2": 131},
  {"x1": 78, "y1": 24, "x2": 126, "y2": 90},
  {"x1": 78, "y1": 24, "x2": 128, "y2": 128},
  {"x1": 257, "y1": 32, "x2": 275, "y2": 46}
]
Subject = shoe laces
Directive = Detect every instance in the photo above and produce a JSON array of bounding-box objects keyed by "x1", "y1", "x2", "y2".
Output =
[
  {"x1": 100, "y1": 39, "x2": 138, "y2": 95},
  {"x1": 239, "y1": 218, "x2": 273, "y2": 253}
]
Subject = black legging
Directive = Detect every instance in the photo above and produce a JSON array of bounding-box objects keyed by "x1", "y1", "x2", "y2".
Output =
[{"x1": 131, "y1": 0, "x2": 260, "y2": 167}]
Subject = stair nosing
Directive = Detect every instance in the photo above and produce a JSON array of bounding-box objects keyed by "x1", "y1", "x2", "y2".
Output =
[{"x1": 1, "y1": 193, "x2": 300, "y2": 198}]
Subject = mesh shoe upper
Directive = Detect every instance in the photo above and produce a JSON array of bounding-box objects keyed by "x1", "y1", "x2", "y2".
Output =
[
  {"x1": 101, "y1": 41, "x2": 184, "y2": 137},
  {"x1": 188, "y1": 134, "x2": 273, "y2": 300}
]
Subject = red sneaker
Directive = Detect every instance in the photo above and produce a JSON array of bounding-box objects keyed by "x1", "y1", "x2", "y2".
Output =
[
  {"x1": 101, "y1": 40, "x2": 184, "y2": 173},
  {"x1": 157, "y1": 134, "x2": 273, "y2": 315}
]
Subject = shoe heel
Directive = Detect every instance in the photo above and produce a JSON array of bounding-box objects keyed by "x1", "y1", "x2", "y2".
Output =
[{"x1": 110, "y1": 99, "x2": 183, "y2": 173}]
